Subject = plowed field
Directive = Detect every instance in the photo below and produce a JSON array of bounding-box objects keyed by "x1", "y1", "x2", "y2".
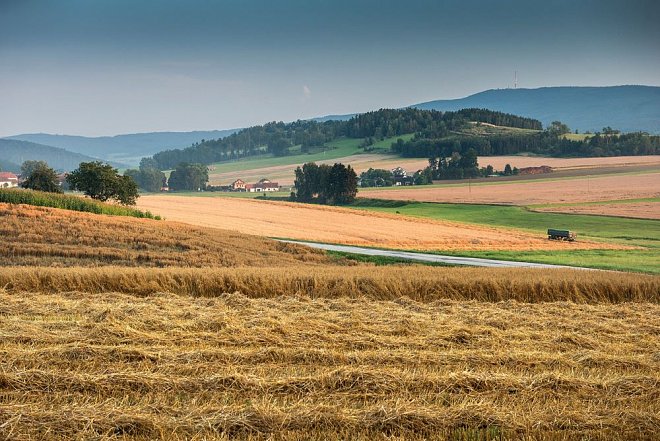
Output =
[{"x1": 361, "y1": 172, "x2": 660, "y2": 205}]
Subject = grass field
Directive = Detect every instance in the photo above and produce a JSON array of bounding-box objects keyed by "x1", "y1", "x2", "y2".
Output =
[{"x1": 351, "y1": 200, "x2": 660, "y2": 273}]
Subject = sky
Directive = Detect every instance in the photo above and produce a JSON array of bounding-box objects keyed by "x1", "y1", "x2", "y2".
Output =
[{"x1": 1, "y1": 0, "x2": 659, "y2": 137}]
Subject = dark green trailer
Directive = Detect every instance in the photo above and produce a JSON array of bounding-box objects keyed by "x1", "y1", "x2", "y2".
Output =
[{"x1": 547, "y1": 229, "x2": 577, "y2": 241}]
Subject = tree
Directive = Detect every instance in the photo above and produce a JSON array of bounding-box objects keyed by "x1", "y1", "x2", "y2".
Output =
[
  {"x1": 20, "y1": 162, "x2": 62, "y2": 193},
  {"x1": 168, "y1": 163, "x2": 208, "y2": 191},
  {"x1": 292, "y1": 162, "x2": 357, "y2": 205},
  {"x1": 66, "y1": 161, "x2": 139, "y2": 205},
  {"x1": 547, "y1": 121, "x2": 571, "y2": 136},
  {"x1": 504, "y1": 163, "x2": 513, "y2": 176},
  {"x1": 124, "y1": 167, "x2": 166, "y2": 192},
  {"x1": 21, "y1": 160, "x2": 50, "y2": 177}
]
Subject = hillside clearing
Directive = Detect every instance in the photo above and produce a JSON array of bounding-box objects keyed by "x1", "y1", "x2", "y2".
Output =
[{"x1": 135, "y1": 196, "x2": 629, "y2": 252}]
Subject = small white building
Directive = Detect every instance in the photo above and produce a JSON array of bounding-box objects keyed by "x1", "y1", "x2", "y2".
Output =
[
  {"x1": 0, "y1": 172, "x2": 19, "y2": 188},
  {"x1": 245, "y1": 178, "x2": 280, "y2": 192}
]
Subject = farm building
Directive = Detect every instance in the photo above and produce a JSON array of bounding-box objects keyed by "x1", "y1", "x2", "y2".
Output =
[
  {"x1": 231, "y1": 179, "x2": 246, "y2": 191},
  {"x1": 0, "y1": 172, "x2": 19, "y2": 188},
  {"x1": 392, "y1": 167, "x2": 414, "y2": 186},
  {"x1": 245, "y1": 178, "x2": 280, "y2": 192}
]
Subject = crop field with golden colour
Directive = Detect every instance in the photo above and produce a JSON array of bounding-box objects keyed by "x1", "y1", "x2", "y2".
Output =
[
  {"x1": 1, "y1": 203, "x2": 659, "y2": 440},
  {"x1": 135, "y1": 196, "x2": 630, "y2": 251}
]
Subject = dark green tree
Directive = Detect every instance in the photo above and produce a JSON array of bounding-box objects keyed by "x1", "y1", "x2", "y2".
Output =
[
  {"x1": 20, "y1": 162, "x2": 62, "y2": 193},
  {"x1": 66, "y1": 161, "x2": 139, "y2": 205},
  {"x1": 21, "y1": 160, "x2": 50, "y2": 177},
  {"x1": 504, "y1": 163, "x2": 513, "y2": 176},
  {"x1": 168, "y1": 163, "x2": 208, "y2": 191}
]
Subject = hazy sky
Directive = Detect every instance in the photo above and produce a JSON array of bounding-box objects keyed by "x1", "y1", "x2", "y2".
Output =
[{"x1": 1, "y1": 0, "x2": 658, "y2": 136}]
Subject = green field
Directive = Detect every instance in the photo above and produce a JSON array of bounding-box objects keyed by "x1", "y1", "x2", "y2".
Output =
[
  {"x1": 207, "y1": 134, "x2": 414, "y2": 175},
  {"x1": 350, "y1": 200, "x2": 660, "y2": 273}
]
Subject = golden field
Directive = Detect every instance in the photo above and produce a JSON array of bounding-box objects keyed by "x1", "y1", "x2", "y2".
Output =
[
  {"x1": 360, "y1": 171, "x2": 660, "y2": 205},
  {"x1": 536, "y1": 201, "x2": 660, "y2": 220},
  {"x1": 1, "y1": 286, "x2": 658, "y2": 440},
  {"x1": 135, "y1": 196, "x2": 629, "y2": 251},
  {"x1": 2, "y1": 203, "x2": 659, "y2": 439}
]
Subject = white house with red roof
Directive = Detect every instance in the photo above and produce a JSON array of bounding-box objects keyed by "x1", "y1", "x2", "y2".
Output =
[
  {"x1": 245, "y1": 178, "x2": 280, "y2": 192},
  {"x1": 0, "y1": 172, "x2": 19, "y2": 188}
]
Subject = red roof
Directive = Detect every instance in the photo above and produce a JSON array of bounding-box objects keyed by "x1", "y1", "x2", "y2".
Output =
[{"x1": 0, "y1": 172, "x2": 18, "y2": 181}]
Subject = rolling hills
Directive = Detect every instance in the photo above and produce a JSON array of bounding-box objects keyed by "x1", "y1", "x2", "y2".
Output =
[
  {"x1": 5, "y1": 129, "x2": 239, "y2": 166},
  {"x1": 0, "y1": 138, "x2": 121, "y2": 172},
  {"x1": 413, "y1": 85, "x2": 660, "y2": 134}
]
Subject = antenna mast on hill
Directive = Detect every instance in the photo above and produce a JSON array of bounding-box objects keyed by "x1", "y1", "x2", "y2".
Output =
[{"x1": 514, "y1": 71, "x2": 518, "y2": 89}]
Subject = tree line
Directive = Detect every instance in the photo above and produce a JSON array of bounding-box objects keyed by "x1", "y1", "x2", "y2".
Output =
[
  {"x1": 147, "y1": 108, "x2": 543, "y2": 169},
  {"x1": 291, "y1": 162, "x2": 358, "y2": 205}
]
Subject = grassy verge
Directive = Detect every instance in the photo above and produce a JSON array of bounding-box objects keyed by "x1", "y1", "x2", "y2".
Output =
[
  {"x1": 327, "y1": 250, "x2": 452, "y2": 267},
  {"x1": 0, "y1": 188, "x2": 160, "y2": 219}
]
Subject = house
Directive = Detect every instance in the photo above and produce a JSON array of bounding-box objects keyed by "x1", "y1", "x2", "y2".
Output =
[
  {"x1": 0, "y1": 172, "x2": 19, "y2": 188},
  {"x1": 245, "y1": 178, "x2": 280, "y2": 192},
  {"x1": 231, "y1": 179, "x2": 246, "y2": 191},
  {"x1": 391, "y1": 167, "x2": 414, "y2": 186}
]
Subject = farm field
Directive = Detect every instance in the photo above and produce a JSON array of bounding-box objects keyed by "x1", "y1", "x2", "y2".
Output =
[
  {"x1": 209, "y1": 153, "x2": 660, "y2": 186},
  {"x1": 135, "y1": 195, "x2": 627, "y2": 252},
  {"x1": 2, "y1": 202, "x2": 660, "y2": 439},
  {"x1": 2, "y1": 275, "x2": 658, "y2": 440},
  {"x1": 360, "y1": 170, "x2": 660, "y2": 205},
  {"x1": 534, "y1": 200, "x2": 660, "y2": 220}
]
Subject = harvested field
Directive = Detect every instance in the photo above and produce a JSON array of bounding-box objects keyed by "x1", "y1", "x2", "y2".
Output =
[
  {"x1": 136, "y1": 196, "x2": 628, "y2": 251},
  {"x1": 208, "y1": 154, "x2": 660, "y2": 185},
  {"x1": 0, "y1": 203, "x2": 328, "y2": 267},
  {"x1": 362, "y1": 171, "x2": 660, "y2": 205},
  {"x1": 537, "y1": 201, "x2": 660, "y2": 220},
  {"x1": 1, "y1": 287, "x2": 658, "y2": 440}
]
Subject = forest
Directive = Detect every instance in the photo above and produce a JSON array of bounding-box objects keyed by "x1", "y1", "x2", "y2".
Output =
[{"x1": 147, "y1": 108, "x2": 659, "y2": 170}]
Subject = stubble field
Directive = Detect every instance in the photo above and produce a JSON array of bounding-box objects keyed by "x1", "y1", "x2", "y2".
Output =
[
  {"x1": 536, "y1": 201, "x2": 660, "y2": 220},
  {"x1": 1, "y1": 202, "x2": 659, "y2": 439},
  {"x1": 135, "y1": 196, "x2": 628, "y2": 251}
]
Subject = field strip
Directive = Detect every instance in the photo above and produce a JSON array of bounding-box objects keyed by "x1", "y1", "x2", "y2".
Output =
[
  {"x1": 136, "y1": 195, "x2": 631, "y2": 251},
  {"x1": 277, "y1": 240, "x2": 595, "y2": 269}
]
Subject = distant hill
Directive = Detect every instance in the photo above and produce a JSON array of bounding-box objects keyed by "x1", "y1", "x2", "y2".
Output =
[
  {"x1": 4, "y1": 129, "x2": 239, "y2": 166},
  {"x1": 0, "y1": 139, "x2": 122, "y2": 172},
  {"x1": 412, "y1": 85, "x2": 660, "y2": 134}
]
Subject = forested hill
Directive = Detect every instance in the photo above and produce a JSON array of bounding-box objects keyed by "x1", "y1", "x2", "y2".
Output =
[
  {"x1": 149, "y1": 108, "x2": 541, "y2": 169},
  {"x1": 413, "y1": 85, "x2": 660, "y2": 134},
  {"x1": 5, "y1": 129, "x2": 239, "y2": 166},
  {"x1": 0, "y1": 139, "x2": 122, "y2": 172}
]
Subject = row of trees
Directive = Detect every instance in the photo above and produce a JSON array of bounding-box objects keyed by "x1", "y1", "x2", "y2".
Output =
[
  {"x1": 149, "y1": 108, "x2": 544, "y2": 169},
  {"x1": 395, "y1": 124, "x2": 660, "y2": 158},
  {"x1": 291, "y1": 162, "x2": 358, "y2": 205}
]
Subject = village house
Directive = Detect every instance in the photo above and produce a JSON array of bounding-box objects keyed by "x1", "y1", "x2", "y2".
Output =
[
  {"x1": 231, "y1": 179, "x2": 246, "y2": 191},
  {"x1": 392, "y1": 167, "x2": 414, "y2": 186},
  {"x1": 245, "y1": 178, "x2": 280, "y2": 192},
  {"x1": 0, "y1": 172, "x2": 19, "y2": 188}
]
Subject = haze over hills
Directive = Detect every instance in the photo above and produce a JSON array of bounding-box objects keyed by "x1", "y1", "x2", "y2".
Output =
[
  {"x1": 412, "y1": 86, "x2": 660, "y2": 134},
  {"x1": 4, "y1": 129, "x2": 239, "y2": 166},
  {"x1": 314, "y1": 86, "x2": 660, "y2": 134},
  {"x1": 0, "y1": 139, "x2": 123, "y2": 172}
]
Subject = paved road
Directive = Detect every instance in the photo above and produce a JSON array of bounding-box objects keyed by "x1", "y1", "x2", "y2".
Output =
[{"x1": 278, "y1": 240, "x2": 589, "y2": 269}]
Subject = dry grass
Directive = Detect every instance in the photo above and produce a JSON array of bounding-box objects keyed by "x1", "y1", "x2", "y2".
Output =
[
  {"x1": 0, "y1": 289, "x2": 658, "y2": 440},
  {"x1": 135, "y1": 196, "x2": 629, "y2": 251},
  {"x1": 361, "y1": 171, "x2": 660, "y2": 205},
  {"x1": 0, "y1": 266, "x2": 658, "y2": 304},
  {"x1": 537, "y1": 201, "x2": 660, "y2": 220},
  {"x1": 0, "y1": 203, "x2": 328, "y2": 267}
]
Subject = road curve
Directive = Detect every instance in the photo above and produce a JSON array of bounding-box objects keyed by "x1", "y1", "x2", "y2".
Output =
[{"x1": 278, "y1": 240, "x2": 591, "y2": 269}]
